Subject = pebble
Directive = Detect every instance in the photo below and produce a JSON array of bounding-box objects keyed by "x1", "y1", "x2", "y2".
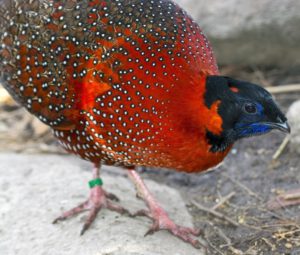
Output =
[{"x1": 287, "y1": 100, "x2": 300, "y2": 154}]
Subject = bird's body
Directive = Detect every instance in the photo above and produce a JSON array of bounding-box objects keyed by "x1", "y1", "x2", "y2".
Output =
[
  {"x1": 0, "y1": 0, "x2": 290, "y2": 248},
  {"x1": 0, "y1": 0, "x2": 229, "y2": 172}
]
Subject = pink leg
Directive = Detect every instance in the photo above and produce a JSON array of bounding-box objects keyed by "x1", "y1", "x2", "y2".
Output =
[
  {"x1": 53, "y1": 163, "x2": 129, "y2": 235},
  {"x1": 127, "y1": 169, "x2": 202, "y2": 249}
]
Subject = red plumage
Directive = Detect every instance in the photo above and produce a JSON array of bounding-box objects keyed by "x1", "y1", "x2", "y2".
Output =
[{"x1": 1, "y1": 0, "x2": 228, "y2": 173}]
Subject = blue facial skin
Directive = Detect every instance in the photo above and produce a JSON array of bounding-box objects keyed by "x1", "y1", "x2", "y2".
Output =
[{"x1": 234, "y1": 102, "x2": 272, "y2": 138}]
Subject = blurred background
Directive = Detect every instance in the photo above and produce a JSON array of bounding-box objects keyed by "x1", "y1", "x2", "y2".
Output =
[
  {"x1": 0, "y1": 0, "x2": 300, "y2": 254},
  {"x1": 178, "y1": 0, "x2": 300, "y2": 70}
]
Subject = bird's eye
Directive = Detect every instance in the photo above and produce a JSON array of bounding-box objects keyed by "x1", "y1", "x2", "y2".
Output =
[{"x1": 244, "y1": 103, "x2": 257, "y2": 114}]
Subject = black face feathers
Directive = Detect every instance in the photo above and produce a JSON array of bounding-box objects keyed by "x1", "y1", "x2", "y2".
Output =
[{"x1": 205, "y1": 76, "x2": 290, "y2": 152}]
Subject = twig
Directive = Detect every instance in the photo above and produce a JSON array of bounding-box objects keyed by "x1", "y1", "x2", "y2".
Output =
[
  {"x1": 282, "y1": 189, "x2": 300, "y2": 200},
  {"x1": 267, "y1": 189, "x2": 300, "y2": 209},
  {"x1": 217, "y1": 227, "x2": 232, "y2": 246},
  {"x1": 259, "y1": 222, "x2": 300, "y2": 229},
  {"x1": 221, "y1": 173, "x2": 261, "y2": 200},
  {"x1": 266, "y1": 84, "x2": 300, "y2": 94},
  {"x1": 212, "y1": 192, "x2": 235, "y2": 210},
  {"x1": 272, "y1": 136, "x2": 291, "y2": 160},
  {"x1": 205, "y1": 238, "x2": 226, "y2": 255},
  {"x1": 211, "y1": 224, "x2": 243, "y2": 254},
  {"x1": 217, "y1": 227, "x2": 243, "y2": 254},
  {"x1": 191, "y1": 200, "x2": 239, "y2": 227},
  {"x1": 261, "y1": 238, "x2": 276, "y2": 251}
]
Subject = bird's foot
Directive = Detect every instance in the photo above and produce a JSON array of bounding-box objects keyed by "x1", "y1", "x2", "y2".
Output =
[
  {"x1": 53, "y1": 185, "x2": 129, "y2": 235},
  {"x1": 135, "y1": 208, "x2": 202, "y2": 249}
]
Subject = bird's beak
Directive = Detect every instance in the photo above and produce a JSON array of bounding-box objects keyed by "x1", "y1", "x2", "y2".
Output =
[{"x1": 264, "y1": 121, "x2": 291, "y2": 134}]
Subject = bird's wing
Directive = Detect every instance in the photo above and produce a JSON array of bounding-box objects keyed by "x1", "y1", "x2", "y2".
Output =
[{"x1": 0, "y1": 0, "x2": 115, "y2": 130}]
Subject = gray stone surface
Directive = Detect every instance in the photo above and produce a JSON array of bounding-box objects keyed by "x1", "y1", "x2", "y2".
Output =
[
  {"x1": 175, "y1": 0, "x2": 300, "y2": 68},
  {"x1": 0, "y1": 154, "x2": 203, "y2": 255},
  {"x1": 176, "y1": 0, "x2": 300, "y2": 38},
  {"x1": 287, "y1": 100, "x2": 300, "y2": 154}
]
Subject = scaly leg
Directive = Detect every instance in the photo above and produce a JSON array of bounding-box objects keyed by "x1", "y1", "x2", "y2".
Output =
[
  {"x1": 53, "y1": 163, "x2": 129, "y2": 235},
  {"x1": 127, "y1": 169, "x2": 202, "y2": 248}
]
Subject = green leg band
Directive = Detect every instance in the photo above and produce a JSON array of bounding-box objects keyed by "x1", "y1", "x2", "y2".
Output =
[{"x1": 89, "y1": 178, "x2": 103, "y2": 188}]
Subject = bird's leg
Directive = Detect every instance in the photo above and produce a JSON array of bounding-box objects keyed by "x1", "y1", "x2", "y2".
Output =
[
  {"x1": 127, "y1": 169, "x2": 202, "y2": 248},
  {"x1": 53, "y1": 163, "x2": 129, "y2": 235}
]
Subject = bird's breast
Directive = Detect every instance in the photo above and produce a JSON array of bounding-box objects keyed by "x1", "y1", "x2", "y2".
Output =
[{"x1": 54, "y1": 69, "x2": 229, "y2": 172}]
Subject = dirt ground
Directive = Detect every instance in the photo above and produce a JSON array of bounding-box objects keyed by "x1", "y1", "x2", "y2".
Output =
[{"x1": 0, "y1": 67, "x2": 300, "y2": 254}]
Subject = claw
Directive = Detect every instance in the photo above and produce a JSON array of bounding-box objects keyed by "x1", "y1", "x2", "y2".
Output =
[
  {"x1": 107, "y1": 201, "x2": 130, "y2": 215},
  {"x1": 127, "y1": 170, "x2": 204, "y2": 249},
  {"x1": 105, "y1": 191, "x2": 120, "y2": 202},
  {"x1": 53, "y1": 186, "x2": 128, "y2": 234},
  {"x1": 144, "y1": 227, "x2": 156, "y2": 237},
  {"x1": 135, "y1": 207, "x2": 202, "y2": 248},
  {"x1": 53, "y1": 201, "x2": 88, "y2": 224},
  {"x1": 80, "y1": 206, "x2": 101, "y2": 235},
  {"x1": 166, "y1": 225, "x2": 202, "y2": 248},
  {"x1": 133, "y1": 209, "x2": 151, "y2": 218}
]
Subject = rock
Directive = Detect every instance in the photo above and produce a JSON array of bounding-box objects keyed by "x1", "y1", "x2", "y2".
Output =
[
  {"x1": 174, "y1": 0, "x2": 300, "y2": 68},
  {"x1": 0, "y1": 154, "x2": 203, "y2": 255},
  {"x1": 287, "y1": 100, "x2": 300, "y2": 154},
  {"x1": 30, "y1": 117, "x2": 50, "y2": 138},
  {"x1": 0, "y1": 87, "x2": 14, "y2": 105},
  {"x1": 176, "y1": 0, "x2": 300, "y2": 38}
]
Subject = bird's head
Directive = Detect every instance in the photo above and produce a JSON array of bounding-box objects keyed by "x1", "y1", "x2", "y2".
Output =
[{"x1": 205, "y1": 76, "x2": 290, "y2": 152}]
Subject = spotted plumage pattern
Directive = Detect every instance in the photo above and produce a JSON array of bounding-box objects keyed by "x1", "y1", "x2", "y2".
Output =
[{"x1": 0, "y1": 0, "x2": 225, "y2": 172}]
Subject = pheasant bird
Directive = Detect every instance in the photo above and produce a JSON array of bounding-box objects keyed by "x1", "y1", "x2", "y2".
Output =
[{"x1": 0, "y1": 0, "x2": 290, "y2": 248}]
